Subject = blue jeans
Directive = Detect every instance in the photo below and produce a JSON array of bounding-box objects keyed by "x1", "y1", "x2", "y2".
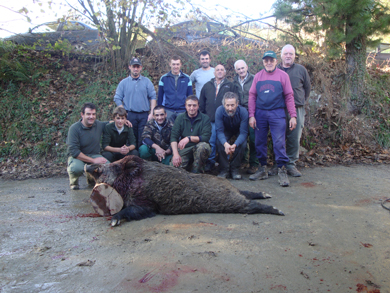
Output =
[{"x1": 254, "y1": 108, "x2": 289, "y2": 168}]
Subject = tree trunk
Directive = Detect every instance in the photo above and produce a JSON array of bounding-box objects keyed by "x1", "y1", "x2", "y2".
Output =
[{"x1": 345, "y1": 31, "x2": 366, "y2": 114}]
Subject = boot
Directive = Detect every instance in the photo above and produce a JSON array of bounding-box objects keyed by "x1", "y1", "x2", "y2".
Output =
[
  {"x1": 249, "y1": 166, "x2": 268, "y2": 180},
  {"x1": 278, "y1": 166, "x2": 290, "y2": 187}
]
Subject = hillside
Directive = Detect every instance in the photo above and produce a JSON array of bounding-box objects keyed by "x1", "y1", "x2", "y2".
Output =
[{"x1": 1, "y1": 42, "x2": 389, "y2": 180}]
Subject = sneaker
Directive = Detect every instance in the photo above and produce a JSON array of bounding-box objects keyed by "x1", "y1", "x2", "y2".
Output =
[
  {"x1": 268, "y1": 164, "x2": 278, "y2": 176},
  {"x1": 249, "y1": 166, "x2": 268, "y2": 180},
  {"x1": 278, "y1": 166, "x2": 290, "y2": 187},
  {"x1": 231, "y1": 169, "x2": 242, "y2": 180},
  {"x1": 70, "y1": 184, "x2": 79, "y2": 190},
  {"x1": 217, "y1": 169, "x2": 229, "y2": 179},
  {"x1": 246, "y1": 165, "x2": 258, "y2": 174},
  {"x1": 287, "y1": 166, "x2": 302, "y2": 177}
]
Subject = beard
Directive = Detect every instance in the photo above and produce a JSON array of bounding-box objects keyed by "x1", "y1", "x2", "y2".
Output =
[{"x1": 227, "y1": 110, "x2": 236, "y2": 117}]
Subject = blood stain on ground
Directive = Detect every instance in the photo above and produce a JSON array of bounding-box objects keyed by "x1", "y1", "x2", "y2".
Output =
[{"x1": 301, "y1": 182, "x2": 316, "y2": 188}]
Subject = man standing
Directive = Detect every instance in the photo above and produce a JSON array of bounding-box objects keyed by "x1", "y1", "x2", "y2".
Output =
[
  {"x1": 171, "y1": 96, "x2": 212, "y2": 173},
  {"x1": 190, "y1": 50, "x2": 215, "y2": 98},
  {"x1": 158, "y1": 56, "x2": 193, "y2": 122},
  {"x1": 215, "y1": 92, "x2": 248, "y2": 180},
  {"x1": 233, "y1": 59, "x2": 259, "y2": 175},
  {"x1": 273, "y1": 44, "x2": 311, "y2": 177},
  {"x1": 199, "y1": 64, "x2": 242, "y2": 171},
  {"x1": 114, "y1": 57, "x2": 156, "y2": 149},
  {"x1": 248, "y1": 51, "x2": 297, "y2": 187},
  {"x1": 66, "y1": 103, "x2": 108, "y2": 190},
  {"x1": 139, "y1": 106, "x2": 174, "y2": 165}
]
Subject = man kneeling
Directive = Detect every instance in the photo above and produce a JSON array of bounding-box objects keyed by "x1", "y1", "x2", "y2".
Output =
[
  {"x1": 139, "y1": 106, "x2": 173, "y2": 165},
  {"x1": 216, "y1": 92, "x2": 248, "y2": 180},
  {"x1": 170, "y1": 96, "x2": 211, "y2": 173}
]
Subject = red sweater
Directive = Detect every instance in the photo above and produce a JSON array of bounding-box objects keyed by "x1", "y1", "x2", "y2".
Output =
[{"x1": 248, "y1": 68, "x2": 296, "y2": 118}]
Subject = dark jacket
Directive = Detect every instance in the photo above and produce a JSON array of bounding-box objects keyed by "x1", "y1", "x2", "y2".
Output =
[
  {"x1": 277, "y1": 63, "x2": 311, "y2": 107},
  {"x1": 102, "y1": 122, "x2": 136, "y2": 150},
  {"x1": 233, "y1": 73, "x2": 254, "y2": 110},
  {"x1": 158, "y1": 71, "x2": 193, "y2": 112},
  {"x1": 215, "y1": 105, "x2": 248, "y2": 147},
  {"x1": 170, "y1": 111, "x2": 212, "y2": 147},
  {"x1": 199, "y1": 78, "x2": 242, "y2": 122},
  {"x1": 141, "y1": 119, "x2": 173, "y2": 151}
]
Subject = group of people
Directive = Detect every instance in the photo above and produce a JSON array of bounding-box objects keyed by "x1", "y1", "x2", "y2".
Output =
[{"x1": 66, "y1": 45, "x2": 310, "y2": 189}]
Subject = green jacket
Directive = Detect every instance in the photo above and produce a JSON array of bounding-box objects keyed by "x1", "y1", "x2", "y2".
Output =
[
  {"x1": 102, "y1": 122, "x2": 136, "y2": 150},
  {"x1": 170, "y1": 111, "x2": 212, "y2": 147}
]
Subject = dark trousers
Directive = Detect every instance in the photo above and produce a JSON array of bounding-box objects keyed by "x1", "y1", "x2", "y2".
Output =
[
  {"x1": 102, "y1": 149, "x2": 139, "y2": 163},
  {"x1": 254, "y1": 108, "x2": 289, "y2": 168},
  {"x1": 216, "y1": 132, "x2": 246, "y2": 171},
  {"x1": 127, "y1": 111, "x2": 148, "y2": 149}
]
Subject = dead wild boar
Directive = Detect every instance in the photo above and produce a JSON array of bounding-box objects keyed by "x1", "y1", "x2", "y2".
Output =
[{"x1": 85, "y1": 155, "x2": 284, "y2": 226}]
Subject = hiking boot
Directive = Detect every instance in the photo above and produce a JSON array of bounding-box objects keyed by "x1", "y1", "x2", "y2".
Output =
[
  {"x1": 287, "y1": 166, "x2": 302, "y2": 177},
  {"x1": 249, "y1": 166, "x2": 268, "y2": 181},
  {"x1": 240, "y1": 162, "x2": 250, "y2": 170},
  {"x1": 217, "y1": 169, "x2": 229, "y2": 179},
  {"x1": 70, "y1": 184, "x2": 79, "y2": 190},
  {"x1": 268, "y1": 164, "x2": 278, "y2": 176},
  {"x1": 246, "y1": 165, "x2": 258, "y2": 174},
  {"x1": 231, "y1": 169, "x2": 242, "y2": 180},
  {"x1": 278, "y1": 166, "x2": 290, "y2": 187}
]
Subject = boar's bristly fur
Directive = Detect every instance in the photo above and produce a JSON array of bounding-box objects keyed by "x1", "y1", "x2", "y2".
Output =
[{"x1": 85, "y1": 155, "x2": 284, "y2": 226}]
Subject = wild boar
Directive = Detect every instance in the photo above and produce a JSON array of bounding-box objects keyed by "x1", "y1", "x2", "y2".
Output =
[{"x1": 85, "y1": 155, "x2": 284, "y2": 226}]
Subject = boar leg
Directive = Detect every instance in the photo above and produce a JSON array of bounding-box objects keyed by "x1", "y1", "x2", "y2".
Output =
[
  {"x1": 111, "y1": 205, "x2": 156, "y2": 226},
  {"x1": 242, "y1": 201, "x2": 284, "y2": 216},
  {"x1": 240, "y1": 191, "x2": 272, "y2": 200}
]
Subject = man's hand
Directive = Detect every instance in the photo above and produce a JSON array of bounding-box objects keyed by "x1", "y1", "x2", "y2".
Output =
[
  {"x1": 172, "y1": 154, "x2": 182, "y2": 167},
  {"x1": 155, "y1": 146, "x2": 166, "y2": 161},
  {"x1": 289, "y1": 117, "x2": 297, "y2": 131},
  {"x1": 92, "y1": 157, "x2": 107, "y2": 164},
  {"x1": 147, "y1": 113, "x2": 153, "y2": 121},
  {"x1": 224, "y1": 143, "x2": 232, "y2": 156},
  {"x1": 124, "y1": 120, "x2": 132, "y2": 127},
  {"x1": 249, "y1": 117, "x2": 257, "y2": 130},
  {"x1": 178, "y1": 137, "x2": 190, "y2": 150},
  {"x1": 120, "y1": 145, "x2": 129, "y2": 155}
]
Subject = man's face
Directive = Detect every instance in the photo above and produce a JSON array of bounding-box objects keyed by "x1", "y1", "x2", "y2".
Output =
[
  {"x1": 281, "y1": 47, "x2": 295, "y2": 68},
  {"x1": 153, "y1": 109, "x2": 167, "y2": 125},
  {"x1": 224, "y1": 98, "x2": 238, "y2": 117},
  {"x1": 263, "y1": 57, "x2": 277, "y2": 72},
  {"x1": 235, "y1": 61, "x2": 248, "y2": 79},
  {"x1": 81, "y1": 107, "x2": 96, "y2": 127},
  {"x1": 199, "y1": 54, "x2": 211, "y2": 69},
  {"x1": 185, "y1": 99, "x2": 199, "y2": 118},
  {"x1": 129, "y1": 64, "x2": 142, "y2": 78},
  {"x1": 214, "y1": 65, "x2": 226, "y2": 81},
  {"x1": 170, "y1": 59, "x2": 181, "y2": 75},
  {"x1": 114, "y1": 115, "x2": 126, "y2": 129}
]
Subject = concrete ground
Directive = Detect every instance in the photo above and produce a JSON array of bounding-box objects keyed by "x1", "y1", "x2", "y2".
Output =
[{"x1": 0, "y1": 164, "x2": 389, "y2": 293}]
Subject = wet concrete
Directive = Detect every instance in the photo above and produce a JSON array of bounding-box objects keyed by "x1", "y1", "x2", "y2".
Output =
[{"x1": 0, "y1": 164, "x2": 390, "y2": 292}]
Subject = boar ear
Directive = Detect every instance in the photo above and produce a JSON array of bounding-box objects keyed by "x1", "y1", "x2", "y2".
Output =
[{"x1": 124, "y1": 160, "x2": 141, "y2": 176}]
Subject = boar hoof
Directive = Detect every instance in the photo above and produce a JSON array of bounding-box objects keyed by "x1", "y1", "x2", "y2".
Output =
[{"x1": 111, "y1": 218, "x2": 121, "y2": 227}]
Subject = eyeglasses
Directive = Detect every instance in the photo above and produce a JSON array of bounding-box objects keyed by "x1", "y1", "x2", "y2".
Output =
[{"x1": 263, "y1": 59, "x2": 275, "y2": 63}]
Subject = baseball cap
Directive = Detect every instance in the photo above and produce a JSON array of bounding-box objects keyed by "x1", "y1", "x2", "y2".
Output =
[
  {"x1": 262, "y1": 51, "x2": 277, "y2": 59},
  {"x1": 130, "y1": 57, "x2": 142, "y2": 66}
]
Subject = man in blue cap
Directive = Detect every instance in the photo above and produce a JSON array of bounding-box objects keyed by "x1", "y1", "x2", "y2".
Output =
[{"x1": 248, "y1": 50, "x2": 297, "y2": 187}]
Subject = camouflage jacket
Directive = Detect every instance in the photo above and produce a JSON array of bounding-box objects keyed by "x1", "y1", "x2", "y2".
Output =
[{"x1": 141, "y1": 119, "x2": 173, "y2": 151}]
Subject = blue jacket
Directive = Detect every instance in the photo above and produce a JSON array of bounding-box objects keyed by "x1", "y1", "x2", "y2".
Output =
[
  {"x1": 158, "y1": 71, "x2": 193, "y2": 112},
  {"x1": 215, "y1": 105, "x2": 248, "y2": 147}
]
